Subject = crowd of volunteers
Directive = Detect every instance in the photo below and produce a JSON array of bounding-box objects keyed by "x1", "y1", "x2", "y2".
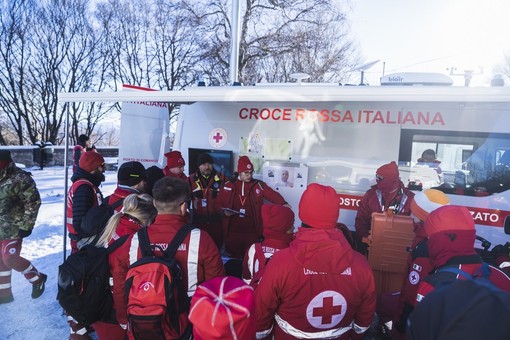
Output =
[{"x1": 2, "y1": 144, "x2": 510, "y2": 339}]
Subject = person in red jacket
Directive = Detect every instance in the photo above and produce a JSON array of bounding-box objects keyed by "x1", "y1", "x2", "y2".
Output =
[
  {"x1": 188, "y1": 153, "x2": 226, "y2": 249},
  {"x1": 389, "y1": 189, "x2": 450, "y2": 338},
  {"x1": 242, "y1": 204, "x2": 294, "y2": 288},
  {"x1": 216, "y1": 155, "x2": 290, "y2": 259},
  {"x1": 108, "y1": 161, "x2": 147, "y2": 210},
  {"x1": 72, "y1": 134, "x2": 91, "y2": 173},
  {"x1": 189, "y1": 276, "x2": 256, "y2": 340},
  {"x1": 415, "y1": 205, "x2": 510, "y2": 305},
  {"x1": 66, "y1": 150, "x2": 106, "y2": 339},
  {"x1": 256, "y1": 183, "x2": 376, "y2": 340},
  {"x1": 66, "y1": 150, "x2": 105, "y2": 254},
  {"x1": 128, "y1": 176, "x2": 225, "y2": 339},
  {"x1": 92, "y1": 194, "x2": 157, "y2": 340},
  {"x1": 354, "y1": 161, "x2": 414, "y2": 254},
  {"x1": 163, "y1": 150, "x2": 187, "y2": 180}
]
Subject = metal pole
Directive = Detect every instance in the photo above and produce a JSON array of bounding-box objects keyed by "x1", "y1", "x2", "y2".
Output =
[
  {"x1": 229, "y1": 0, "x2": 241, "y2": 85},
  {"x1": 63, "y1": 105, "x2": 69, "y2": 261}
]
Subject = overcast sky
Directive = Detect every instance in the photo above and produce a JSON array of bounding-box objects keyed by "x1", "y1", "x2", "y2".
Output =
[{"x1": 348, "y1": 0, "x2": 510, "y2": 86}]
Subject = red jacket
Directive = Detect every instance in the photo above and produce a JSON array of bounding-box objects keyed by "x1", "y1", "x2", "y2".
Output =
[
  {"x1": 393, "y1": 222, "x2": 434, "y2": 333},
  {"x1": 416, "y1": 257, "x2": 510, "y2": 305},
  {"x1": 72, "y1": 144, "x2": 84, "y2": 173},
  {"x1": 216, "y1": 179, "x2": 287, "y2": 237},
  {"x1": 107, "y1": 216, "x2": 144, "y2": 324},
  {"x1": 242, "y1": 236, "x2": 291, "y2": 288},
  {"x1": 108, "y1": 186, "x2": 142, "y2": 212},
  {"x1": 163, "y1": 168, "x2": 188, "y2": 181},
  {"x1": 66, "y1": 169, "x2": 103, "y2": 252},
  {"x1": 188, "y1": 170, "x2": 225, "y2": 222},
  {"x1": 133, "y1": 214, "x2": 225, "y2": 297},
  {"x1": 255, "y1": 228, "x2": 376, "y2": 340},
  {"x1": 415, "y1": 229, "x2": 510, "y2": 305},
  {"x1": 400, "y1": 222, "x2": 433, "y2": 304},
  {"x1": 354, "y1": 184, "x2": 414, "y2": 240}
]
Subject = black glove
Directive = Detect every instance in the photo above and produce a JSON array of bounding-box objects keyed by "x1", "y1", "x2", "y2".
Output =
[
  {"x1": 18, "y1": 229, "x2": 32, "y2": 239},
  {"x1": 491, "y1": 244, "x2": 510, "y2": 258}
]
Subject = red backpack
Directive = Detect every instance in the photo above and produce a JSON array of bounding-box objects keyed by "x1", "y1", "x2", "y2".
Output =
[{"x1": 125, "y1": 225, "x2": 194, "y2": 340}]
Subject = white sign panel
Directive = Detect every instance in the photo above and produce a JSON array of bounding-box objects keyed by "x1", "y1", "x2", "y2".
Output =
[{"x1": 119, "y1": 85, "x2": 170, "y2": 168}]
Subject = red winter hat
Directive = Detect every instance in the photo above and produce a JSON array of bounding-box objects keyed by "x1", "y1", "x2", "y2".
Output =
[
  {"x1": 299, "y1": 183, "x2": 340, "y2": 228},
  {"x1": 165, "y1": 150, "x2": 185, "y2": 168},
  {"x1": 189, "y1": 276, "x2": 256, "y2": 340},
  {"x1": 237, "y1": 156, "x2": 254, "y2": 173},
  {"x1": 376, "y1": 161, "x2": 399, "y2": 180},
  {"x1": 262, "y1": 204, "x2": 294, "y2": 234},
  {"x1": 79, "y1": 151, "x2": 104, "y2": 172},
  {"x1": 424, "y1": 205, "x2": 474, "y2": 236}
]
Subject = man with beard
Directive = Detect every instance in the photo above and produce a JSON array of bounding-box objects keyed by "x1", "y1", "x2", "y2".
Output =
[
  {"x1": 188, "y1": 153, "x2": 225, "y2": 249},
  {"x1": 66, "y1": 151, "x2": 106, "y2": 254},
  {"x1": 354, "y1": 161, "x2": 414, "y2": 255}
]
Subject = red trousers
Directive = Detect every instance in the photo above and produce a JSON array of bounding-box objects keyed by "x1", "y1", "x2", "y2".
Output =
[{"x1": 0, "y1": 239, "x2": 42, "y2": 298}]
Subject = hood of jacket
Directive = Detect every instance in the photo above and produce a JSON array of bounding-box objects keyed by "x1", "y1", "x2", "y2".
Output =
[
  {"x1": 71, "y1": 167, "x2": 103, "y2": 187},
  {"x1": 289, "y1": 227, "x2": 353, "y2": 274},
  {"x1": 428, "y1": 229, "x2": 477, "y2": 268}
]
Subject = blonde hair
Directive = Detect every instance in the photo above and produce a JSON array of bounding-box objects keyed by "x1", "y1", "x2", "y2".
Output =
[{"x1": 96, "y1": 194, "x2": 157, "y2": 247}]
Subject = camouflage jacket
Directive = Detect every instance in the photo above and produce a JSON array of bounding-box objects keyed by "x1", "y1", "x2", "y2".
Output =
[{"x1": 0, "y1": 163, "x2": 41, "y2": 240}]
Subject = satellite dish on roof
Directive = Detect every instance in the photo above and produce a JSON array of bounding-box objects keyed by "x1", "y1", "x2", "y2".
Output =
[
  {"x1": 290, "y1": 73, "x2": 310, "y2": 84},
  {"x1": 347, "y1": 60, "x2": 380, "y2": 85}
]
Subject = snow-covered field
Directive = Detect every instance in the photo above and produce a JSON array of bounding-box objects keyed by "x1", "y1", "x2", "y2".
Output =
[{"x1": 0, "y1": 166, "x2": 118, "y2": 340}]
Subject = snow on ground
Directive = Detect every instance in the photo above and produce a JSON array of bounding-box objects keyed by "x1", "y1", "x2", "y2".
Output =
[{"x1": 0, "y1": 166, "x2": 117, "y2": 340}]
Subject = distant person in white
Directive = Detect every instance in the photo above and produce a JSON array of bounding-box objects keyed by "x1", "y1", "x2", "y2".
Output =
[{"x1": 277, "y1": 170, "x2": 293, "y2": 188}]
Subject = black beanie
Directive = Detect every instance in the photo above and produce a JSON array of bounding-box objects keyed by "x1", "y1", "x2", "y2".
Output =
[
  {"x1": 197, "y1": 153, "x2": 214, "y2": 166},
  {"x1": 78, "y1": 134, "x2": 90, "y2": 144},
  {"x1": 0, "y1": 150, "x2": 12, "y2": 161},
  {"x1": 117, "y1": 161, "x2": 146, "y2": 186}
]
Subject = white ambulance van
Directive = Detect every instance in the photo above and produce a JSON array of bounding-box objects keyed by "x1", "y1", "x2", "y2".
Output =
[
  {"x1": 60, "y1": 76, "x2": 510, "y2": 248},
  {"x1": 171, "y1": 82, "x2": 510, "y2": 248}
]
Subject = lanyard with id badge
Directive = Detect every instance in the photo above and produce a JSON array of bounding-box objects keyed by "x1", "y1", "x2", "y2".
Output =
[{"x1": 238, "y1": 194, "x2": 246, "y2": 217}]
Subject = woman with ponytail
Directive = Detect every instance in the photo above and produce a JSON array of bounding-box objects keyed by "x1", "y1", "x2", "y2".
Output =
[{"x1": 92, "y1": 194, "x2": 157, "y2": 340}]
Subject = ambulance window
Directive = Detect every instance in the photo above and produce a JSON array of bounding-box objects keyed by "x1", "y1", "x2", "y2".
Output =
[{"x1": 399, "y1": 130, "x2": 510, "y2": 196}]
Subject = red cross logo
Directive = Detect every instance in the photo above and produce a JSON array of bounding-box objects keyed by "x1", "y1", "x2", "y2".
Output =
[
  {"x1": 208, "y1": 128, "x2": 227, "y2": 148},
  {"x1": 213, "y1": 132, "x2": 223, "y2": 144},
  {"x1": 306, "y1": 291, "x2": 346, "y2": 329},
  {"x1": 312, "y1": 296, "x2": 343, "y2": 324},
  {"x1": 409, "y1": 270, "x2": 420, "y2": 285}
]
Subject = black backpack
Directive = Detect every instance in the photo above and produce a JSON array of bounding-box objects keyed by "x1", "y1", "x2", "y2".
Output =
[
  {"x1": 79, "y1": 196, "x2": 124, "y2": 240},
  {"x1": 408, "y1": 264, "x2": 510, "y2": 339},
  {"x1": 57, "y1": 235, "x2": 129, "y2": 325},
  {"x1": 125, "y1": 225, "x2": 194, "y2": 339}
]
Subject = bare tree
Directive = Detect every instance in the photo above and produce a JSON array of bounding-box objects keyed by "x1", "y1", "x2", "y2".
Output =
[
  {"x1": 0, "y1": 0, "x2": 361, "y2": 146},
  {"x1": 0, "y1": 0, "x2": 114, "y2": 146},
  {"x1": 185, "y1": 0, "x2": 358, "y2": 85},
  {"x1": 0, "y1": 0, "x2": 37, "y2": 145},
  {"x1": 95, "y1": 0, "x2": 205, "y2": 124},
  {"x1": 95, "y1": 0, "x2": 158, "y2": 88},
  {"x1": 31, "y1": 0, "x2": 114, "y2": 145}
]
